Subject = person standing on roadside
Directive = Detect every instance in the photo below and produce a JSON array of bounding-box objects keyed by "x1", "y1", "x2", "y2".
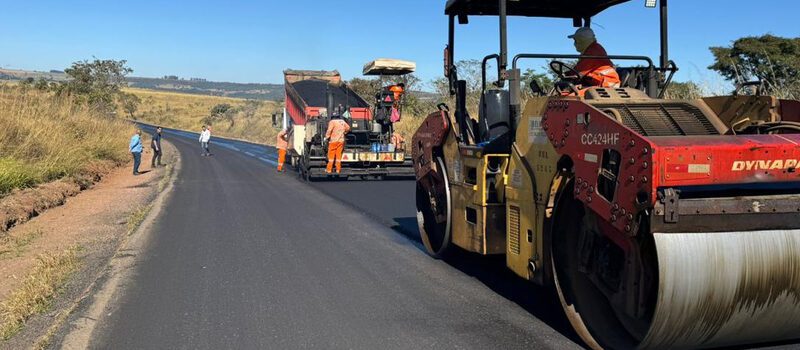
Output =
[
  {"x1": 151, "y1": 126, "x2": 163, "y2": 168},
  {"x1": 130, "y1": 129, "x2": 143, "y2": 175},
  {"x1": 199, "y1": 125, "x2": 212, "y2": 156},
  {"x1": 276, "y1": 128, "x2": 289, "y2": 172}
]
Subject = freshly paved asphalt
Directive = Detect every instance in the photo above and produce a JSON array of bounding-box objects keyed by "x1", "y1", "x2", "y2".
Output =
[{"x1": 89, "y1": 126, "x2": 582, "y2": 349}]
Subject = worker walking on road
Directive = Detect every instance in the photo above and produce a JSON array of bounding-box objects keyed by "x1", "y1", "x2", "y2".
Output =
[
  {"x1": 130, "y1": 129, "x2": 143, "y2": 175},
  {"x1": 570, "y1": 27, "x2": 620, "y2": 88},
  {"x1": 151, "y1": 126, "x2": 163, "y2": 168},
  {"x1": 325, "y1": 114, "x2": 351, "y2": 174},
  {"x1": 276, "y1": 128, "x2": 289, "y2": 172},
  {"x1": 199, "y1": 125, "x2": 212, "y2": 156}
]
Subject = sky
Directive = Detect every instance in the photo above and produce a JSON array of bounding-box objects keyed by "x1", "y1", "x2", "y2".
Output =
[{"x1": 2, "y1": 0, "x2": 799, "y2": 90}]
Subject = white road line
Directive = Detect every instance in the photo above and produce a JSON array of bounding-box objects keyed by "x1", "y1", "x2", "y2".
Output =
[
  {"x1": 245, "y1": 152, "x2": 255, "y2": 157},
  {"x1": 259, "y1": 157, "x2": 279, "y2": 166}
]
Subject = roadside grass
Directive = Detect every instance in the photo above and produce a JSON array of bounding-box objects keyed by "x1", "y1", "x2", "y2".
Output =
[
  {"x1": 0, "y1": 229, "x2": 44, "y2": 259},
  {"x1": 157, "y1": 163, "x2": 174, "y2": 193},
  {"x1": 126, "y1": 205, "x2": 152, "y2": 235},
  {"x1": 126, "y1": 88, "x2": 281, "y2": 145},
  {"x1": 0, "y1": 84, "x2": 132, "y2": 197},
  {"x1": 0, "y1": 247, "x2": 80, "y2": 340}
]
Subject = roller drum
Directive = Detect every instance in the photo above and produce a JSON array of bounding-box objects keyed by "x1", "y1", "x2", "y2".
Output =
[{"x1": 640, "y1": 230, "x2": 800, "y2": 349}]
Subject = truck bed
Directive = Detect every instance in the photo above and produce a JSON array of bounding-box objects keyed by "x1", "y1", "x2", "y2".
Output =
[{"x1": 291, "y1": 79, "x2": 369, "y2": 109}]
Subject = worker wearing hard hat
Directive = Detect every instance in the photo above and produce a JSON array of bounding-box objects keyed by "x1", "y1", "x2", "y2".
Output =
[
  {"x1": 324, "y1": 113, "x2": 351, "y2": 174},
  {"x1": 569, "y1": 27, "x2": 621, "y2": 88},
  {"x1": 388, "y1": 83, "x2": 405, "y2": 103},
  {"x1": 275, "y1": 128, "x2": 289, "y2": 172}
]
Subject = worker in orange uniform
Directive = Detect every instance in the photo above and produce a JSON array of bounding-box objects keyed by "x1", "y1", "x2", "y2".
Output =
[
  {"x1": 390, "y1": 132, "x2": 405, "y2": 151},
  {"x1": 275, "y1": 128, "x2": 289, "y2": 172},
  {"x1": 324, "y1": 114, "x2": 351, "y2": 174},
  {"x1": 569, "y1": 27, "x2": 620, "y2": 88},
  {"x1": 388, "y1": 83, "x2": 405, "y2": 103}
]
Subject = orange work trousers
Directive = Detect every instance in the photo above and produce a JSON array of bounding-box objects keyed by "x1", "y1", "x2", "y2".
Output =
[
  {"x1": 277, "y1": 148, "x2": 286, "y2": 171},
  {"x1": 326, "y1": 142, "x2": 344, "y2": 173}
]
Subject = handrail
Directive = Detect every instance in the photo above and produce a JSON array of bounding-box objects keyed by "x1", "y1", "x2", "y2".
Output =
[
  {"x1": 481, "y1": 54, "x2": 501, "y2": 92},
  {"x1": 511, "y1": 53, "x2": 679, "y2": 98},
  {"x1": 512, "y1": 53, "x2": 655, "y2": 69},
  {"x1": 658, "y1": 60, "x2": 679, "y2": 98}
]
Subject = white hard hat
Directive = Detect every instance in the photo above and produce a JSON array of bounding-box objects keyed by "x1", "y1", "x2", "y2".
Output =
[{"x1": 568, "y1": 27, "x2": 596, "y2": 40}]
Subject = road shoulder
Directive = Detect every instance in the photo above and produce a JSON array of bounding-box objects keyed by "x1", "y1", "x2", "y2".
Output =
[{"x1": 0, "y1": 142, "x2": 179, "y2": 350}]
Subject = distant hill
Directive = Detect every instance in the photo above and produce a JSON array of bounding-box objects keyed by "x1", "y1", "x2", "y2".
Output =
[
  {"x1": 126, "y1": 77, "x2": 283, "y2": 100},
  {"x1": 0, "y1": 68, "x2": 284, "y2": 101},
  {"x1": 0, "y1": 68, "x2": 437, "y2": 102}
]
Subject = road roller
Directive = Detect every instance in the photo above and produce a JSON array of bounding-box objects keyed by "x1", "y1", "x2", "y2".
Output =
[{"x1": 412, "y1": 1, "x2": 800, "y2": 348}]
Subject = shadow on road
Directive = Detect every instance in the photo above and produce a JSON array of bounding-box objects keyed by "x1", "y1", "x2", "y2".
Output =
[{"x1": 392, "y1": 216, "x2": 584, "y2": 347}]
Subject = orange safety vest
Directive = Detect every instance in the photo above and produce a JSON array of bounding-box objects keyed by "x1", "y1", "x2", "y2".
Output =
[
  {"x1": 325, "y1": 119, "x2": 351, "y2": 143},
  {"x1": 391, "y1": 133, "x2": 404, "y2": 147},
  {"x1": 276, "y1": 130, "x2": 289, "y2": 150},
  {"x1": 575, "y1": 42, "x2": 621, "y2": 88},
  {"x1": 388, "y1": 85, "x2": 404, "y2": 102}
]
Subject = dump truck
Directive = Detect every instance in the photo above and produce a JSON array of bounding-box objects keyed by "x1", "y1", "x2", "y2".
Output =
[
  {"x1": 283, "y1": 67, "x2": 414, "y2": 180},
  {"x1": 412, "y1": 1, "x2": 800, "y2": 349}
]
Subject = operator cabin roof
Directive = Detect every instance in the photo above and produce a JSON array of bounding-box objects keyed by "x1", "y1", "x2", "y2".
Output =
[
  {"x1": 363, "y1": 59, "x2": 417, "y2": 76},
  {"x1": 445, "y1": 0, "x2": 631, "y2": 18}
]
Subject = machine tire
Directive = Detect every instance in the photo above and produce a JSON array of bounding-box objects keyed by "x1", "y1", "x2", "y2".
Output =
[{"x1": 415, "y1": 156, "x2": 452, "y2": 258}]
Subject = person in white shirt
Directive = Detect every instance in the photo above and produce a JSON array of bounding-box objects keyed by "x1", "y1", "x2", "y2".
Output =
[{"x1": 199, "y1": 125, "x2": 212, "y2": 156}]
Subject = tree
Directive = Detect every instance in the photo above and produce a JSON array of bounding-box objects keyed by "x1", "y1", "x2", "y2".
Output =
[
  {"x1": 206, "y1": 103, "x2": 236, "y2": 127},
  {"x1": 709, "y1": 35, "x2": 800, "y2": 98},
  {"x1": 61, "y1": 59, "x2": 133, "y2": 111},
  {"x1": 663, "y1": 81, "x2": 703, "y2": 100},
  {"x1": 520, "y1": 69, "x2": 554, "y2": 98},
  {"x1": 346, "y1": 74, "x2": 432, "y2": 117},
  {"x1": 19, "y1": 77, "x2": 35, "y2": 88},
  {"x1": 120, "y1": 93, "x2": 141, "y2": 118},
  {"x1": 347, "y1": 77, "x2": 382, "y2": 105},
  {"x1": 34, "y1": 77, "x2": 51, "y2": 91}
]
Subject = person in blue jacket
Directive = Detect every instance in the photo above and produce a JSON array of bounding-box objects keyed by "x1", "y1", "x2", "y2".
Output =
[{"x1": 130, "y1": 129, "x2": 143, "y2": 175}]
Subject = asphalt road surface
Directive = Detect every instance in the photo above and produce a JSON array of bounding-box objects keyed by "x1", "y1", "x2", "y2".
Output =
[
  {"x1": 83, "y1": 126, "x2": 581, "y2": 350},
  {"x1": 75, "y1": 125, "x2": 800, "y2": 350}
]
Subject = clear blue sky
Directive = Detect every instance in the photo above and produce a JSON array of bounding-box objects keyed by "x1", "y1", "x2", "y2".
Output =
[{"x1": 2, "y1": 0, "x2": 798, "y2": 88}]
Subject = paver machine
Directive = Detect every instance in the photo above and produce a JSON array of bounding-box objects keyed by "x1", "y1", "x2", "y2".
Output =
[
  {"x1": 412, "y1": 1, "x2": 800, "y2": 349},
  {"x1": 283, "y1": 68, "x2": 414, "y2": 180}
]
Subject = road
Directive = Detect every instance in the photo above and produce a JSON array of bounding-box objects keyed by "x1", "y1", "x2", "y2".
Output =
[{"x1": 82, "y1": 126, "x2": 580, "y2": 349}]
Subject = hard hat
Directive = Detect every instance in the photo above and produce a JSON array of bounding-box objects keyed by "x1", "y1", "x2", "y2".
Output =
[{"x1": 568, "y1": 27, "x2": 596, "y2": 40}]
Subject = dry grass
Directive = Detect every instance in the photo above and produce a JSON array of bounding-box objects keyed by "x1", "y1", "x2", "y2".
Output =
[
  {"x1": 0, "y1": 229, "x2": 43, "y2": 259},
  {"x1": 0, "y1": 84, "x2": 132, "y2": 196},
  {"x1": 0, "y1": 247, "x2": 80, "y2": 340},
  {"x1": 126, "y1": 205, "x2": 151, "y2": 234},
  {"x1": 126, "y1": 88, "x2": 281, "y2": 145}
]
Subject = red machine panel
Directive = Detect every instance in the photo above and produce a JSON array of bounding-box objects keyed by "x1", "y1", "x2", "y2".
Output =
[
  {"x1": 546, "y1": 100, "x2": 800, "y2": 242},
  {"x1": 544, "y1": 100, "x2": 656, "y2": 239}
]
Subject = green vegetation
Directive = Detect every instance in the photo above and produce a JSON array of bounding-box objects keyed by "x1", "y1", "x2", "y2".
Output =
[{"x1": 710, "y1": 34, "x2": 800, "y2": 98}]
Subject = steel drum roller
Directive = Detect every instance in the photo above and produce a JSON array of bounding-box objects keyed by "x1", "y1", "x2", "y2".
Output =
[{"x1": 640, "y1": 230, "x2": 800, "y2": 349}]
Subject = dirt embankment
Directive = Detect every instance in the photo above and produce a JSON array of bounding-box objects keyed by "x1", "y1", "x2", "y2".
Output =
[
  {"x1": 0, "y1": 142, "x2": 179, "y2": 349},
  {"x1": 0, "y1": 161, "x2": 118, "y2": 233}
]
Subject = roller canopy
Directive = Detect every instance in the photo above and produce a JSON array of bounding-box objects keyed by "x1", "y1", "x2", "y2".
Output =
[
  {"x1": 363, "y1": 59, "x2": 416, "y2": 76},
  {"x1": 445, "y1": 0, "x2": 631, "y2": 18}
]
